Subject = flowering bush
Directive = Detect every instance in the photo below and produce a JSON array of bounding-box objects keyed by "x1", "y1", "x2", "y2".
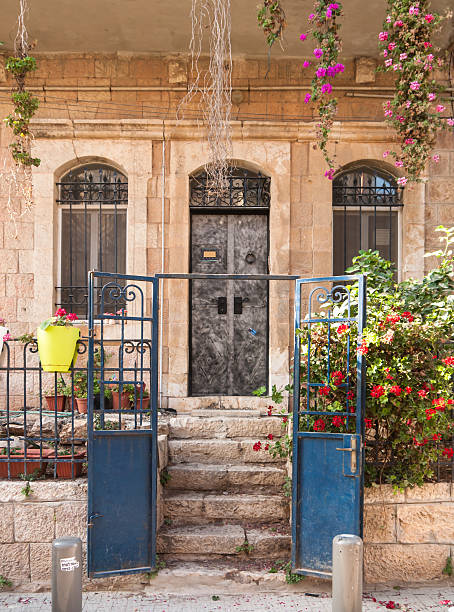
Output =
[
  {"x1": 299, "y1": 0, "x2": 344, "y2": 178},
  {"x1": 378, "y1": 0, "x2": 452, "y2": 183},
  {"x1": 254, "y1": 226, "x2": 454, "y2": 489},
  {"x1": 39, "y1": 308, "x2": 78, "y2": 331}
]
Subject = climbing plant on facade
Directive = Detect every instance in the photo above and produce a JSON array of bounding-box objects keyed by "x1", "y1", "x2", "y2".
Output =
[
  {"x1": 1, "y1": 0, "x2": 40, "y2": 234},
  {"x1": 378, "y1": 0, "x2": 453, "y2": 184},
  {"x1": 299, "y1": 1, "x2": 344, "y2": 179},
  {"x1": 257, "y1": 0, "x2": 287, "y2": 49}
]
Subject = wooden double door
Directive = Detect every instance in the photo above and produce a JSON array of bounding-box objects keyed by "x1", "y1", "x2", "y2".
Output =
[{"x1": 190, "y1": 213, "x2": 268, "y2": 396}]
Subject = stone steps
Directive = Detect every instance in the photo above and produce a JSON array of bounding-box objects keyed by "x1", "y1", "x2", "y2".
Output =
[
  {"x1": 157, "y1": 524, "x2": 291, "y2": 559},
  {"x1": 167, "y1": 415, "x2": 285, "y2": 440},
  {"x1": 168, "y1": 438, "x2": 285, "y2": 464},
  {"x1": 166, "y1": 463, "x2": 286, "y2": 493},
  {"x1": 164, "y1": 492, "x2": 289, "y2": 524},
  {"x1": 167, "y1": 396, "x2": 285, "y2": 413}
]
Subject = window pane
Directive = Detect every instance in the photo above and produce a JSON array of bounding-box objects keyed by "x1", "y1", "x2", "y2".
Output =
[{"x1": 61, "y1": 210, "x2": 91, "y2": 314}]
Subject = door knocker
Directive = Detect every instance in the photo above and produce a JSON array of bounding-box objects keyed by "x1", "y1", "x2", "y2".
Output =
[{"x1": 245, "y1": 252, "x2": 256, "y2": 264}]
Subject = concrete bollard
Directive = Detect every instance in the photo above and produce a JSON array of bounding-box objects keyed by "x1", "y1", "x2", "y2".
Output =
[
  {"x1": 52, "y1": 537, "x2": 82, "y2": 612},
  {"x1": 332, "y1": 534, "x2": 363, "y2": 612}
]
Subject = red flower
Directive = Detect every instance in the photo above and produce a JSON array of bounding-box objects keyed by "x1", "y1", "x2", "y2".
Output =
[
  {"x1": 55, "y1": 308, "x2": 67, "y2": 317},
  {"x1": 389, "y1": 385, "x2": 402, "y2": 396},
  {"x1": 405, "y1": 386, "x2": 412, "y2": 394},
  {"x1": 424, "y1": 13, "x2": 434, "y2": 23},
  {"x1": 401, "y1": 311, "x2": 414, "y2": 322},
  {"x1": 443, "y1": 357, "x2": 454, "y2": 366},
  {"x1": 319, "y1": 386, "x2": 330, "y2": 396},
  {"x1": 331, "y1": 371, "x2": 344, "y2": 386},
  {"x1": 267, "y1": 406, "x2": 273, "y2": 416},
  {"x1": 253, "y1": 441, "x2": 262, "y2": 451},
  {"x1": 313, "y1": 419, "x2": 325, "y2": 432},
  {"x1": 364, "y1": 418, "x2": 373, "y2": 429},
  {"x1": 332, "y1": 416, "x2": 345, "y2": 427},
  {"x1": 337, "y1": 324, "x2": 349, "y2": 335},
  {"x1": 442, "y1": 448, "x2": 454, "y2": 459},
  {"x1": 433, "y1": 398, "x2": 446, "y2": 411},
  {"x1": 66, "y1": 313, "x2": 78, "y2": 321},
  {"x1": 413, "y1": 437, "x2": 428, "y2": 447},
  {"x1": 417, "y1": 389, "x2": 428, "y2": 399},
  {"x1": 267, "y1": 433, "x2": 274, "y2": 440},
  {"x1": 432, "y1": 433, "x2": 442, "y2": 441},
  {"x1": 282, "y1": 416, "x2": 288, "y2": 423},
  {"x1": 425, "y1": 408, "x2": 437, "y2": 420},
  {"x1": 386, "y1": 373, "x2": 394, "y2": 380},
  {"x1": 448, "y1": 400, "x2": 454, "y2": 405},
  {"x1": 346, "y1": 391, "x2": 354, "y2": 400},
  {"x1": 264, "y1": 444, "x2": 270, "y2": 451},
  {"x1": 357, "y1": 342, "x2": 368, "y2": 355},
  {"x1": 385, "y1": 314, "x2": 401, "y2": 325},
  {"x1": 371, "y1": 385, "x2": 385, "y2": 398}
]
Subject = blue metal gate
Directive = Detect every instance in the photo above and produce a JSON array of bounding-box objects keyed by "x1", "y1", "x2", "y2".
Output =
[
  {"x1": 87, "y1": 271, "x2": 159, "y2": 577},
  {"x1": 292, "y1": 275, "x2": 366, "y2": 578}
]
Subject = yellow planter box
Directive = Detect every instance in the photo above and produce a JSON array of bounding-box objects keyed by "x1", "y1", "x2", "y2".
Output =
[{"x1": 37, "y1": 326, "x2": 80, "y2": 372}]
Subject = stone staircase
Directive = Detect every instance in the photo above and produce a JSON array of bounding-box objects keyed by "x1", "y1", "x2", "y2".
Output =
[{"x1": 157, "y1": 408, "x2": 291, "y2": 565}]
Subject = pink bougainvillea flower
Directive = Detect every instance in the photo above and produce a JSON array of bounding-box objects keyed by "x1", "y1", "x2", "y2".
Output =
[
  {"x1": 383, "y1": 151, "x2": 389, "y2": 158},
  {"x1": 326, "y1": 66, "x2": 336, "y2": 77},
  {"x1": 404, "y1": 138, "x2": 414, "y2": 145},
  {"x1": 410, "y1": 81, "x2": 420, "y2": 90},
  {"x1": 66, "y1": 313, "x2": 78, "y2": 321},
  {"x1": 299, "y1": 33, "x2": 307, "y2": 41},
  {"x1": 321, "y1": 83, "x2": 332, "y2": 94},
  {"x1": 383, "y1": 50, "x2": 388, "y2": 57},
  {"x1": 436, "y1": 105, "x2": 445, "y2": 113},
  {"x1": 385, "y1": 59, "x2": 393, "y2": 67},
  {"x1": 329, "y1": 3, "x2": 339, "y2": 9},
  {"x1": 326, "y1": 7, "x2": 332, "y2": 18},
  {"x1": 304, "y1": 93, "x2": 311, "y2": 104},
  {"x1": 302, "y1": 60, "x2": 311, "y2": 68},
  {"x1": 397, "y1": 177, "x2": 407, "y2": 186},
  {"x1": 379, "y1": 32, "x2": 388, "y2": 41},
  {"x1": 371, "y1": 385, "x2": 385, "y2": 398},
  {"x1": 409, "y1": 5, "x2": 419, "y2": 14},
  {"x1": 388, "y1": 42, "x2": 396, "y2": 50},
  {"x1": 384, "y1": 109, "x2": 393, "y2": 117},
  {"x1": 334, "y1": 63, "x2": 345, "y2": 73},
  {"x1": 313, "y1": 419, "x2": 326, "y2": 432},
  {"x1": 308, "y1": 13, "x2": 315, "y2": 20},
  {"x1": 425, "y1": 13, "x2": 434, "y2": 23},
  {"x1": 313, "y1": 48, "x2": 323, "y2": 58},
  {"x1": 447, "y1": 119, "x2": 454, "y2": 126},
  {"x1": 395, "y1": 161, "x2": 404, "y2": 168},
  {"x1": 423, "y1": 41, "x2": 433, "y2": 48},
  {"x1": 405, "y1": 100, "x2": 411, "y2": 108},
  {"x1": 316, "y1": 67, "x2": 327, "y2": 78},
  {"x1": 386, "y1": 15, "x2": 391, "y2": 23},
  {"x1": 394, "y1": 20, "x2": 404, "y2": 27},
  {"x1": 399, "y1": 53, "x2": 407, "y2": 61},
  {"x1": 432, "y1": 154, "x2": 440, "y2": 163},
  {"x1": 2, "y1": 333, "x2": 11, "y2": 342}
]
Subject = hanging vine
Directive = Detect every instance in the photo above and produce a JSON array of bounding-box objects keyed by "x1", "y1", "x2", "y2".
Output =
[
  {"x1": 378, "y1": 1, "x2": 452, "y2": 184},
  {"x1": 1, "y1": 0, "x2": 40, "y2": 233},
  {"x1": 299, "y1": 1, "x2": 344, "y2": 179},
  {"x1": 257, "y1": 1, "x2": 287, "y2": 49},
  {"x1": 179, "y1": 0, "x2": 232, "y2": 196}
]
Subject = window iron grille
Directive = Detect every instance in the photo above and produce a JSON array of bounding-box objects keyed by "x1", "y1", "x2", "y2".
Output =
[
  {"x1": 56, "y1": 165, "x2": 128, "y2": 318},
  {"x1": 190, "y1": 168, "x2": 270, "y2": 208},
  {"x1": 332, "y1": 166, "x2": 403, "y2": 276}
]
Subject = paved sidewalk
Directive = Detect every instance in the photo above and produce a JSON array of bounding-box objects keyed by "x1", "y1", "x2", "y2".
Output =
[{"x1": 1, "y1": 588, "x2": 454, "y2": 611}]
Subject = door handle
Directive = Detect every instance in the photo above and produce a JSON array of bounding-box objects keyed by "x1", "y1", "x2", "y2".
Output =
[
  {"x1": 234, "y1": 296, "x2": 249, "y2": 315},
  {"x1": 217, "y1": 297, "x2": 227, "y2": 315},
  {"x1": 336, "y1": 437, "x2": 357, "y2": 473},
  {"x1": 88, "y1": 513, "x2": 104, "y2": 528}
]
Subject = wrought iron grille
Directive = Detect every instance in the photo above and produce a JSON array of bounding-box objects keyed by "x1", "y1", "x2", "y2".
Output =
[
  {"x1": 190, "y1": 168, "x2": 270, "y2": 208},
  {"x1": 56, "y1": 165, "x2": 128, "y2": 318},
  {"x1": 332, "y1": 166, "x2": 403, "y2": 276}
]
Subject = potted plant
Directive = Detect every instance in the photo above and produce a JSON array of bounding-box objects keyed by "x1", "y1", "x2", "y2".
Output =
[
  {"x1": 44, "y1": 376, "x2": 70, "y2": 412},
  {"x1": 37, "y1": 308, "x2": 79, "y2": 372},
  {"x1": 129, "y1": 386, "x2": 150, "y2": 411},
  {"x1": 54, "y1": 448, "x2": 86, "y2": 479},
  {"x1": 73, "y1": 371, "x2": 89, "y2": 414},
  {"x1": 111, "y1": 381, "x2": 136, "y2": 410},
  {"x1": 0, "y1": 447, "x2": 54, "y2": 478}
]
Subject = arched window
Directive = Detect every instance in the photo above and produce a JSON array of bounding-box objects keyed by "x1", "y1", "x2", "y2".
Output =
[
  {"x1": 56, "y1": 164, "x2": 128, "y2": 317},
  {"x1": 332, "y1": 165, "x2": 403, "y2": 276}
]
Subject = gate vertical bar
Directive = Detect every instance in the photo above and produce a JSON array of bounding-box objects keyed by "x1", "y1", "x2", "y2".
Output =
[
  {"x1": 291, "y1": 279, "x2": 302, "y2": 569},
  {"x1": 150, "y1": 276, "x2": 160, "y2": 568},
  {"x1": 357, "y1": 274, "x2": 367, "y2": 539},
  {"x1": 86, "y1": 270, "x2": 95, "y2": 575}
]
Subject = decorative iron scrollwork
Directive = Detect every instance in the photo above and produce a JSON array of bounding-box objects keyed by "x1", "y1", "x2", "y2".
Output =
[{"x1": 190, "y1": 168, "x2": 270, "y2": 208}]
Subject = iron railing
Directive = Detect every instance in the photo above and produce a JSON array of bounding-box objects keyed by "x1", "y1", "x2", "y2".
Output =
[
  {"x1": 0, "y1": 337, "x2": 151, "y2": 480},
  {"x1": 190, "y1": 169, "x2": 270, "y2": 208}
]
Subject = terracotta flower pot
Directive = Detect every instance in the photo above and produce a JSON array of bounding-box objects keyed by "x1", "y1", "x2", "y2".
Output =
[
  {"x1": 37, "y1": 326, "x2": 80, "y2": 372},
  {"x1": 112, "y1": 391, "x2": 131, "y2": 410},
  {"x1": 0, "y1": 448, "x2": 54, "y2": 478},
  {"x1": 44, "y1": 395, "x2": 66, "y2": 412},
  {"x1": 75, "y1": 398, "x2": 88, "y2": 414},
  {"x1": 55, "y1": 451, "x2": 86, "y2": 479}
]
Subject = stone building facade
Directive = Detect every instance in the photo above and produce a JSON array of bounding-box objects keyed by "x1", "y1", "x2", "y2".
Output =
[{"x1": 0, "y1": 52, "x2": 453, "y2": 402}]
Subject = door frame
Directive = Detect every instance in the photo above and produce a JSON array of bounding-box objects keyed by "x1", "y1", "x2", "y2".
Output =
[{"x1": 188, "y1": 207, "x2": 270, "y2": 397}]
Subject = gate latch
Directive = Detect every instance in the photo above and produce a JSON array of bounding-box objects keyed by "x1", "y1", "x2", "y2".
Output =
[
  {"x1": 234, "y1": 296, "x2": 249, "y2": 314},
  {"x1": 336, "y1": 437, "x2": 357, "y2": 473},
  {"x1": 88, "y1": 513, "x2": 103, "y2": 528},
  {"x1": 217, "y1": 297, "x2": 227, "y2": 314}
]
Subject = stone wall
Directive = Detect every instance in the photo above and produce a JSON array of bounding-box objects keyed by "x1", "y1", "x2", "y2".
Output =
[
  {"x1": 0, "y1": 479, "x2": 452, "y2": 588},
  {"x1": 364, "y1": 483, "x2": 454, "y2": 584}
]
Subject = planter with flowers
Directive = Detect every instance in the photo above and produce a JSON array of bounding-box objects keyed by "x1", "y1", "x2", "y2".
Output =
[
  {"x1": 0, "y1": 447, "x2": 54, "y2": 478},
  {"x1": 54, "y1": 448, "x2": 87, "y2": 479},
  {"x1": 44, "y1": 376, "x2": 71, "y2": 412},
  {"x1": 37, "y1": 308, "x2": 79, "y2": 372}
]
